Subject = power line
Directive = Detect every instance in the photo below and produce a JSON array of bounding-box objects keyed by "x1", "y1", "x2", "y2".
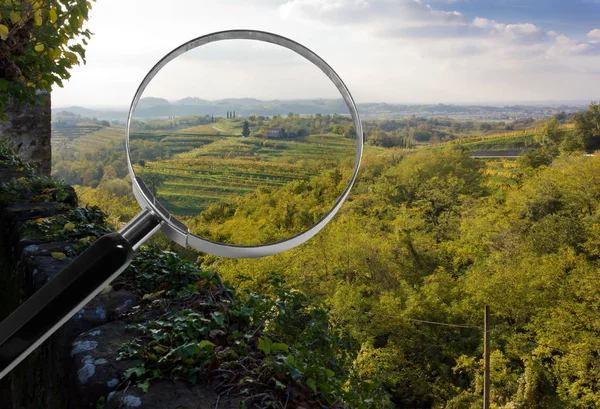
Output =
[
  {"x1": 375, "y1": 314, "x2": 482, "y2": 329},
  {"x1": 374, "y1": 314, "x2": 592, "y2": 359}
]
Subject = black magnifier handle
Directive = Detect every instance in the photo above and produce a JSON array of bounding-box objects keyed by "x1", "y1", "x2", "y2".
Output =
[{"x1": 0, "y1": 209, "x2": 161, "y2": 380}]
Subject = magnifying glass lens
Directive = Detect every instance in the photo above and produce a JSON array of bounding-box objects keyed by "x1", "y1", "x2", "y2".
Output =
[{"x1": 129, "y1": 39, "x2": 357, "y2": 246}]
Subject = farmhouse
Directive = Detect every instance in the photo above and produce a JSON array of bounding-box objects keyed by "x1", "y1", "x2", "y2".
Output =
[{"x1": 266, "y1": 128, "x2": 284, "y2": 138}]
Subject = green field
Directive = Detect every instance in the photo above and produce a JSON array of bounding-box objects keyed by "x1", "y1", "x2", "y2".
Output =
[
  {"x1": 52, "y1": 124, "x2": 108, "y2": 143},
  {"x1": 130, "y1": 130, "x2": 357, "y2": 216}
]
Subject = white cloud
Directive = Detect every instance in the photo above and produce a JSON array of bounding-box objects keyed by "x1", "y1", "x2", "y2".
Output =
[
  {"x1": 280, "y1": 0, "x2": 600, "y2": 59},
  {"x1": 548, "y1": 34, "x2": 600, "y2": 56},
  {"x1": 276, "y1": 0, "x2": 600, "y2": 103},
  {"x1": 51, "y1": 0, "x2": 600, "y2": 106},
  {"x1": 280, "y1": 0, "x2": 467, "y2": 33}
]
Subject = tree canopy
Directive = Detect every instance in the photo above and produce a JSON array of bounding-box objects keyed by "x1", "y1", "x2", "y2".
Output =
[
  {"x1": 0, "y1": 0, "x2": 94, "y2": 118},
  {"x1": 574, "y1": 101, "x2": 600, "y2": 150}
]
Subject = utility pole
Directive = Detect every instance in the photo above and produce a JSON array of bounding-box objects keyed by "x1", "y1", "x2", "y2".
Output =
[{"x1": 483, "y1": 305, "x2": 490, "y2": 409}]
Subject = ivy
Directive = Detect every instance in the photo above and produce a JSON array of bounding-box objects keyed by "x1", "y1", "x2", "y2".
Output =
[
  {"x1": 24, "y1": 206, "x2": 112, "y2": 255},
  {"x1": 0, "y1": 137, "x2": 36, "y2": 173},
  {"x1": 114, "y1": 264, "x2": 384, "y2": 408}
]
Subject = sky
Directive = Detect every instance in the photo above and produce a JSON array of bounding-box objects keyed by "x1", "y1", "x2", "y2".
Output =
[{"x1": 53, "y1": 0, "x2": 600, "y2": 107}]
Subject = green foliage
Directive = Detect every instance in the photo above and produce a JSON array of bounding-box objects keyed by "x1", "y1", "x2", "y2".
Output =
[
  {"x1": 573, "y1": 101, "x2": 600, "y2": 150},
  {"x1": 121, "y1": 246, "x2": 214, "y2": 296},
  {"x1": 116, "y1": 257, "x2": 384, "y2": 408},
  {"x1": 535, "y1": 118, "x2": 565, "y2": 148},
  {"x1": 0, "y1": 137, "x2": 35, "y2": 173},
  {"x1": 242, "y1": 120, "x2": 250, "y2": 137},
  {"x1": 0, "y1": 140, "x2": 74, "y2": 207},
  {"x1": 0, "y1": 0, "x2": 95, "y2": 118},
  {"x1": 69, "y1": 115, "x2": 600, "y2": 407},
  {"x1": 24, "y1": 206, "x2": 112, "y2": 255},
  {"x1": 207, "y1": 148, "x2": 600, "y2": 408},
  {"x1": 518, "y1": 148, "x2": 555, "y2": 170},
  {"x1": 75, "y1": 185, "x2": 139, "y2": 229}
]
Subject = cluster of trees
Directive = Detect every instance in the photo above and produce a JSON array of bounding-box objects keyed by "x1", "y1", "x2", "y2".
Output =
[
  {"x1": 53, "y1": 136, "x2": 169, "y2": 195},
  {"x1": 130, "y1": 115, "x2": 214, "y2": 131},
  {"x1": 53, "y1": 111, "x2": 111, "y2": 127},
  {"x1": 363, "y1": 116, "x2": 551, "y2": 148},
  {"x1": 520, "y1": 102, "x2": 600, "y2": 168},
  {"x1": 258, "y1": 113, "x2": 354, "y2": 137},
  {"x1": 196, "y1": 143, "x2": 600, "y2": 408},
  {"x1": 53, "y1": 103, "x2": 600, "y2": 407}
]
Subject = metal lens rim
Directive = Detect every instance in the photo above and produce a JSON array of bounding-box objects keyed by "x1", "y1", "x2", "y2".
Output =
[{"x1": 126, "y1": 29, "x2": 363, "y2": 258}]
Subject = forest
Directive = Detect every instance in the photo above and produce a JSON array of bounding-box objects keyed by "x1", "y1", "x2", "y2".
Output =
[{"x1": 49, "y1": 102, "x2": 600, "y2": 408}]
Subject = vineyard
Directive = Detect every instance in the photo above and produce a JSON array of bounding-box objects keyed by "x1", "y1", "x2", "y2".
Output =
[
  {"x1": 51, "y1": 123, "x2": 105, "y2": 141},
  {"x1": 131, "y1": 129, "x2": 357, "y2": 216},
  {"x1": 479, "y1": 158, "x2": 520, "y2": 188},
  {"x1": 51, "y1": 117, "x2": 564, "y2": 220},
  {"x1": 426, "y1": 123, "x2": 576, "y2": 150}
]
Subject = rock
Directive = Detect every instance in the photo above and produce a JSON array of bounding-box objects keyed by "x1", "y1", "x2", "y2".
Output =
[
  {"x1": 208, "y1": 329, "x2": 227, "y2": 346},
  {"x1": 104, "y1": 381, "x2": 238, "y2": 409},
  {"x1": 27, "y1": 250, "x2": 72, "y2": 291},
  {"x1": 5, "y1": 202, "x2": 69, "y2": 227},
  {"x1": 71, "y1": 289, "x2": 140, "y2": 326},
  {"x1": 70, "y1": 321, "x2": 140, "y2": 409}
]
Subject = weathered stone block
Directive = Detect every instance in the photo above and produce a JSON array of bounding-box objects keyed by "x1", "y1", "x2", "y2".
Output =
[{"x1": 0, "y1": 92, "x2": 52, "y2": 175}]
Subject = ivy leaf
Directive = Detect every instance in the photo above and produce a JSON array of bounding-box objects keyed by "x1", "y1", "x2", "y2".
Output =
[
  {"x1": 124, "y1": 365, "x2": 145, "y2": 380},
  {"x1": 211, "y1": 311, "x2": 225, "y2": 327},
  {"x1": 51, "y1": 252, "x2": 66, "y2": 259},
  {"x1": 257, "y1": 336, "x2": 273, "y2": 355},
  {"x1": 64, "y1": 222, "x2": 75, "y2": 231},
  {"x1": 306, "y1": 378, "x2": 317, "y2": 393},
  {"x1": 137, "y1": 381, "x2": 149, "y2": 393},
  {"x1": 199, "y1": 340, "x2": 215, "y2": 353},
  {"x1": 271, "y1": 343, "x2": 289, "y2": 354},
  {"x1": 273, "y1": 378, "x2": 286, "y2": 389},
  {"x1": 286, "y1": 362, "x2": 302, "y2": 382},
  {"x1": 35, "y1": 43, "x2": 45, "y2": 52},
  {"x1": 0, "y1": 24, "x2": 8, "y2": 41},
  {"x1": 172, "y1": 342, "x2": 200, "y2": 358}
]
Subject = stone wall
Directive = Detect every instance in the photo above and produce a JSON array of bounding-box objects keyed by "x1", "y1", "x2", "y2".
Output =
[
  {"x1": 0, "y1": 166, "x2": 232, "y2": 409},
  {"x1": 0, "y1": 92, "x2": 52, "y2": 175}
]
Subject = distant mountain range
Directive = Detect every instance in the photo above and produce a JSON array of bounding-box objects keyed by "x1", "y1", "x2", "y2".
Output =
[{"x1": 53, "y1": 98, "x2": 588, "y2": 122}]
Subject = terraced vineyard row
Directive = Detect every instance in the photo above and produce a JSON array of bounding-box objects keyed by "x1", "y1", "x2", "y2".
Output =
[
  {"x1": 132, "y1": 130, "x2": 356, "y2": 216},
  {"x1": 425, "y1": 123, "x2": 576, "y2": 150},
  {"x1": 52, "y1": 124, "x2": 105, "y2": 142}
]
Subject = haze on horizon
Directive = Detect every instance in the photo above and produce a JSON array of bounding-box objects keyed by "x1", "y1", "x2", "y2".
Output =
[{"x1": 53, "y1": 0, "x2": 600, "y2": 108}]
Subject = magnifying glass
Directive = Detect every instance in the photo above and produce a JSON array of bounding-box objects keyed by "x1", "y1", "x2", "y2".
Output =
[{"x1": 0, "y1": 30, "x2": 363, "y2": 379}]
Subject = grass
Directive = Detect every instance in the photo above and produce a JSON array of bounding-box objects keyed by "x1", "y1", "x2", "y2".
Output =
[{"x1": 212, "y1": 120, "x2": 242, "y2": 134}]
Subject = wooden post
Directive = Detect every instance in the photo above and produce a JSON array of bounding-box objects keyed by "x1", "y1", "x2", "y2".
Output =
[{"x1": 483, "y1": 305, "x2": 490, "y2": 409}]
